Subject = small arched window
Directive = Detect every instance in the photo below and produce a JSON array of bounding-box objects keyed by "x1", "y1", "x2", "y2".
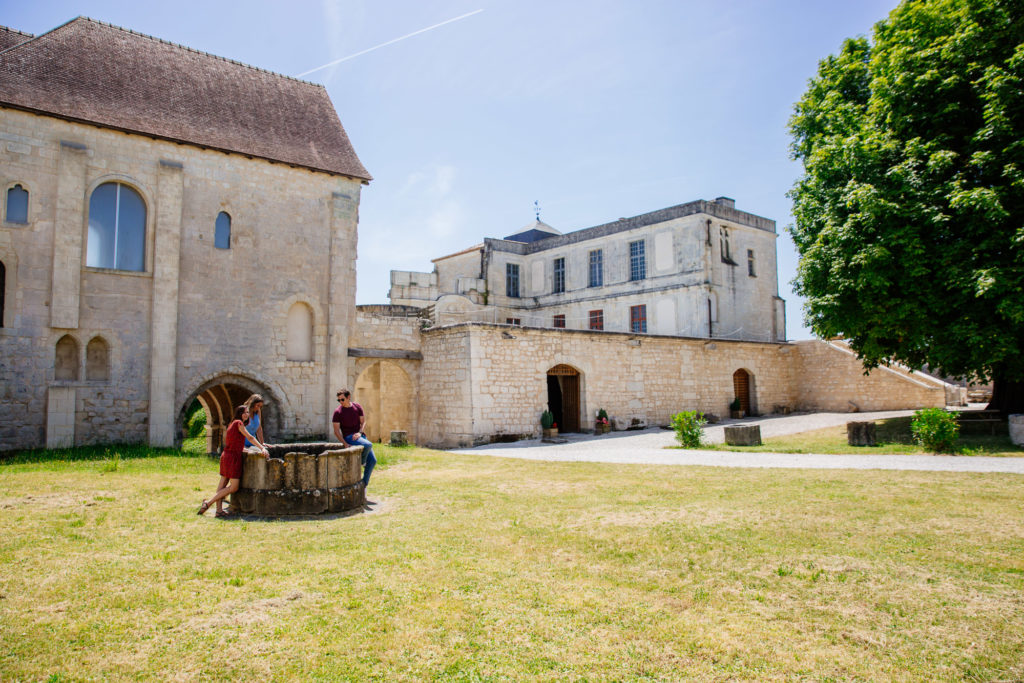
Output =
[
  {"x1": 6, "y1": 184, "x2": 28, "y2": 224},
  {"x1": 86, "y1": 337, "x2": 110, "y2": 381},
  {"x1": 87, "y1": 182, "x2": 146, "y2": 271},
  {"x1": 55, "y1": 335, "x2": 80, "y2": 381},
  {"x1": 286, "y1": 302, "x2": 313, "y2": 361},
  {"x1": 214, "y1": 211, "x2": 231, "y2": 249},
  {"x1": 0, "y1": 260, "x2": 5, "y2": 328}
]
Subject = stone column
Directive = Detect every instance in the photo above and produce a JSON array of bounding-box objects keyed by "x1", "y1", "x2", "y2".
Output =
[
  {"x1": 147, "y1": 160, "x2": 184, "y2": 446},
  {"x1": 325, "y1": 185, "x2": 361, "y2": 436},
  {"x1": 50, "y1": 140, "x2": 89, "y2": 329}
]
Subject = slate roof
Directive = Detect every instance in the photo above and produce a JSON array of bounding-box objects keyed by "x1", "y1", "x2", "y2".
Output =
[
  {"x1": 0, "y1": 17, "x2": 370, "y2": 180},
  {"x1": 503, "y1": 219, "x2": 561, "y2": 243}
]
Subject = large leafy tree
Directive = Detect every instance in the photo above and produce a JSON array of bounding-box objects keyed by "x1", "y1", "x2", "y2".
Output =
[{"x1": 789, "y1": 0, "x2": 1024, "y2": 413}]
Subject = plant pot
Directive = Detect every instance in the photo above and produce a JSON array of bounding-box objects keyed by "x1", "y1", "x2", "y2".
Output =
[
  {"x1": 542, "y1": 427, "x2": 558, "y2": 438},
  {"x1": 595, "y1": 423, "x2": 610, "y2": 434},
  {"x1": 730, "y1": 410, "x2": 745, "y2": 419}
]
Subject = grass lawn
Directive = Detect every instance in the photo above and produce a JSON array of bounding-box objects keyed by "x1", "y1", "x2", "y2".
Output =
[
  {"x1": 2, "y1": 444, "x2": 1023, "y2": 680},
  {"x1": 705, "y1": 417, "x2": 1024, "y2": 456}
]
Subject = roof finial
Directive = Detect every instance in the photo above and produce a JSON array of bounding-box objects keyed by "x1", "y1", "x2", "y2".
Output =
[{"x1": 534, "y1": 200, "x2": 541, "y2": 222}]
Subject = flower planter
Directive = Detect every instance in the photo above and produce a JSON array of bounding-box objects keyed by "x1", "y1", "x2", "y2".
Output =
[
  {"x1": 542, "y1": 427, "x2": 559, "y2": 439},
  {"x1": 595, "y1": 423, "x2": 611, "y2": 434},
  {"x1": 730, "y1": 410, "x2": 745, "y2": 419}
]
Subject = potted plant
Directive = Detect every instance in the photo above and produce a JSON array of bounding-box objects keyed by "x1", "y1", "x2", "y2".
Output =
[
  {"x1": 595, "y1": 408, "x2": 610, "y2": 434},
  {"x1": 729, "y1": 397, "x2": 744, "y2": 420},
  {"x1": 541, "y1": 410, "x2": 558, "y2": 438}
]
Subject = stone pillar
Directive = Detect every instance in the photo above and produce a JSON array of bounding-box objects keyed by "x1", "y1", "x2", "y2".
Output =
[
  {"x1": 147, "y1": 160, "x2": 184, "y2": 446},
  {"x1": 724, "y1": 424, "x2": 761, "y2": 446},
  {"x1": 46, "y1": 386, "x2": 76, "y2": 448},
  {"x1": 325, "y1": 185, "x2": 361, "y2": 436},
  {"x1": 50, "y1": 141, "x2": 89, "y2": 329}
]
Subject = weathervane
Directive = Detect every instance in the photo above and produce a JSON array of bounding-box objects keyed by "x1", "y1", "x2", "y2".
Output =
[{"x1": 534, "y1": 200, "x2": 541, "y2": 221}]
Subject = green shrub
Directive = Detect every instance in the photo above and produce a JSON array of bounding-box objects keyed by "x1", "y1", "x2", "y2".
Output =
[
  {"x1": 185, "y1": 400, "x2": 207, "y2": 438},
  {"x1": 540, "y1": 411, "x2": 554, "y2": 429},
  {"x1": 671, "y1": 410, "x2": 707, "y2": 448},
  {"x1": 911, "y1": 407, "x2": 959, "y2": 453},
  {"x1": 729, "y1": 397, "x2": 741, "y2": 412},
  {"x1": 596, "y1": 407, "x2": 608, "y2": 421}
]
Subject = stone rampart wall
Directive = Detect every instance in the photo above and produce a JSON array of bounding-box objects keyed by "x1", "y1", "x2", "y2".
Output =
[{"x1": 792, "y1": 340, "x2": 946, "y2": 412}]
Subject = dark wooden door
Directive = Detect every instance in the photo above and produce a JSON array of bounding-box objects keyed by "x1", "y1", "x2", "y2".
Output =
[
  {"x1": 733, "y1": 369, "x2": 750, "y2": 413},
  {"x1": 548, "y1": 364, "x2": 580, "y2": 432}
]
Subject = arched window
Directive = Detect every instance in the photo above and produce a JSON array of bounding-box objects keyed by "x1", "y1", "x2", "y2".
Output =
[
  {"x1": 214, "y1": 211, "x2": 231, "y2": 249},
  {"x1": 286, "y1": 302, "x2": 313, "y2": 361},
  {"x1": 87, "y1": 182, "x2": 146, "y2": 271},
  {"x1": 55, "y1": 335, "x2": 80, "y2": 381},
  {"x1": 86, "y1": 337, "x2": 110, "y2": 381},
  {"x1": 0, "y1": 261, "x2": 5, "y2": 328},
  {"x1": 6, "y1": 184, "x2": 28, "y2": 224}
]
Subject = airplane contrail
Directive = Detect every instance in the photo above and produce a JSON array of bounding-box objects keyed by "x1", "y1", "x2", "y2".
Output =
[{"x1": 296, "y1": 9, "x2": 484, "y2": 77}]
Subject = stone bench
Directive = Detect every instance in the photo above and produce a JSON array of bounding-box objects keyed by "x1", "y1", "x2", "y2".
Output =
[
  {"x1": 724, "y1": 425, "x2": 761, "y2": 446},
  {"x1": 230, "y1": 443, "x2": 365, "y2": 516}
]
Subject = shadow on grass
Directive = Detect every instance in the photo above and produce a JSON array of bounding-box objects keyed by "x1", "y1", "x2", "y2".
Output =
[{"x1": 0, "y1": 442, "x2": 204, "y2": 466}]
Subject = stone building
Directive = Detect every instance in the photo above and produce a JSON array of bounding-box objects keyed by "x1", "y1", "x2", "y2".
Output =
[
  {"x1": 389, "y1": 197, "x2": 786, "y2": 343},
  {"x1": 0, "y1": 18, "x2": 370, "y2": 451},
  {"x1": 0, "y1": 17, "x2": 950, "y2": 454}
]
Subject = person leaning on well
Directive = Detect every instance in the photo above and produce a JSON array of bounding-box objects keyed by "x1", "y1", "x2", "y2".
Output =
[{"x1": 332, "y1": 388, "x2": 376, "y2": 495}]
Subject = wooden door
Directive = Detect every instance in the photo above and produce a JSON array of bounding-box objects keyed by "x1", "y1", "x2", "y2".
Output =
[
  {"x1": 733, "y1": 369, "x2": 750, "y2": 413},
  {"x1": 548, "y1": 364, "x2": 580, "y2": 432}
]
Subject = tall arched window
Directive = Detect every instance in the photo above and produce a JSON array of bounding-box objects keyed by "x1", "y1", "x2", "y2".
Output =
[
  {"x1": 6, "y1": 184, "x2": 28, "y2": 224},
  {"x1": 55, "y1": 335, "x2": 80, "y2": 381},
  {"x1": 0, "y1": 261, "x2": 5, "y2": 328},
  {"x1": 286, "y1": 303, "x2": 313, "y2": 361},
  {"x1": 214, "y1": 211, "x2": 231, "y2": 249},
  {"x1": 87, "y1": 182, "x2": 146, "y2": 271},
  {"x1": 86, "y1": 337, "x2": 110, "y2": 381}
]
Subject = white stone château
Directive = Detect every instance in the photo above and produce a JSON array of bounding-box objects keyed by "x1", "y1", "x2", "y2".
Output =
[{"x1": 390, "y1": 197, "x2": 786, "y2": 342}]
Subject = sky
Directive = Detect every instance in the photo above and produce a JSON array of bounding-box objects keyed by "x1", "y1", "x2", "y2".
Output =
[{"x1": 6, "y1": 0, "x2": 902, "y2": 339}]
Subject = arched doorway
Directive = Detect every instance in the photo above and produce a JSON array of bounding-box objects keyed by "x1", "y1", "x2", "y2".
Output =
[
  {"x1": 354, "y1": 361, "x2": 415, "y2": 443},
  {"x1": 178, "y1": 374, "x2": 279, "y2": 454},
  {"x1": 547, "y1": 364, "x2": 581, "y2": 432},
  {"x1": 732, "y1": 369, "x2": 756, "y2": 416}
]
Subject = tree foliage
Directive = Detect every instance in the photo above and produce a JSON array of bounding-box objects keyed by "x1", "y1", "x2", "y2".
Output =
[{"x1": 789, "y1": 0, "x2": 1024, "y2": 409}]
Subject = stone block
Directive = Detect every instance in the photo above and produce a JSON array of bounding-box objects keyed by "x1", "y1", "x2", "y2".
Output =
[
  {"x1": 390, "y1": 430, "x2": 408, "y2": 446},
  {"x1": 846, "y1": 421, "x2": 877, "y2": 447},
  {"x1": 1010, "y1": 415, "x2": 1024, "y2": 447},
  {"x1": 724, "y1": 425, "x2": 761, "y2": 446}
]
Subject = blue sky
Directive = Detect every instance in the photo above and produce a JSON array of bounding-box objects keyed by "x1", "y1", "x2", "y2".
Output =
[{"x1": 7, "y1": 0, "x2": 900, "y2": 339}]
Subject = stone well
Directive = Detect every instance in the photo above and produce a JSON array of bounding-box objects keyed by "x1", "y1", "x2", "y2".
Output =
[{"x1": 230, "y1": 443, "x2": 365, "y2": 516}]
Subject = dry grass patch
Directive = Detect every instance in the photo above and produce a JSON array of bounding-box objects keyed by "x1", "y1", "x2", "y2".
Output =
[{"x1": 1, "y1": 446, "x2": 1023, "y2": 680}]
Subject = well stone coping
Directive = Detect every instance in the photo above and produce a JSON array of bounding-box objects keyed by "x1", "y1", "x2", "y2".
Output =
[{"x1": 230, "y1": 442, "x2": 365, "y2": 516}]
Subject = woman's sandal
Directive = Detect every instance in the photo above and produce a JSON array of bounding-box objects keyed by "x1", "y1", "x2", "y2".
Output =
[
  {"x1": 197, "y1": 500, "x2": 210, "y2": 515},
  {"x1": 214, "y1": 510, "x2": 230, "y2": 518}
]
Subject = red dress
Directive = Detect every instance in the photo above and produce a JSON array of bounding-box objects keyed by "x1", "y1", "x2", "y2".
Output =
[{"x1": 219, "y1": 419, "x2": 245, "y2": 479}]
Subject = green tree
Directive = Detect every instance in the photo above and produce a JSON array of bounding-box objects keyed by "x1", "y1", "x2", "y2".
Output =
[{"x1": 789, "y1": 0, "x2": 1024, "y2": 413}]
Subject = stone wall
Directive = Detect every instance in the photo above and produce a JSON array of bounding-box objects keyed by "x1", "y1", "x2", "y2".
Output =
[
  {"x1": 415, "y1": 324, "x2": 946, "y2": 449},
  {"x1": 792, "y1": 340, "x2": 946, "y2": 413},
  {"x1": 0, "y1": 107, "x2": 362, "y2": 450}
]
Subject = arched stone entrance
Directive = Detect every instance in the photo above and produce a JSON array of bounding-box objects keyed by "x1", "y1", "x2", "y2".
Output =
[
  {"x1": 178, "y1": 374, "x2": 280, "y2": 454},
  {"x1": 354, "y1": 361, "x2": 415, "y2": 443},
  {"x1": 547, "y1": 364, "x2": 581, "y2": 432},
  {"x1": 732, "y1": 368, "x2": 756, "y2": 416}
]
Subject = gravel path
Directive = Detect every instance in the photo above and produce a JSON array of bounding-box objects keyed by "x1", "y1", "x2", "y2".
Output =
[{"x1": 452, "y1": 410, "x2": 1024, "y2": 474}]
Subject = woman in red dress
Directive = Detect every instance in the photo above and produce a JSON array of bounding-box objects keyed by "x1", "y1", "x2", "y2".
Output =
[{"x1": 197, "y1": 404, "x2": 268, "y2": 517}]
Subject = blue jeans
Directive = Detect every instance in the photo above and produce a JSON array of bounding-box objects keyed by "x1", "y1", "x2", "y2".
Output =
[{"x1": 344, "y1": 434, "x2": 376, "y2": 488}]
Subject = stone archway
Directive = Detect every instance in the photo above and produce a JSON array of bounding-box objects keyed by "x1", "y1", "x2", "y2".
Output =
[
  {"x1": 732, "y1": 368, "x2": 757, "y2": 416},
  {"x1": 547, "y1": 364, "x2": 581, "y2": 432},
  {"x1": 354, "y1": 361, "x2": 415, "y2": 443},
  {"x1": 178, "y1": 374, "x2": 280, "y2": 454}
]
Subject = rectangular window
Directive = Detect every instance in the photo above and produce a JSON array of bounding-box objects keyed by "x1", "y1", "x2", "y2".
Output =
[
  {"x1": 589, "y1": 309, "x2": 603, "y2": 331},
  {"x1": 720, "y1": 228, "x2": 733, "y2": 264},
  {"x1": 588, "y1": 249, "x2": 603, "y2": 287},
  {"x1": 506, "y1": 263, "x2": 520, "y2": 298},
  {"x1": 553, "y1": 257, "x2": 565, "y2": 294},
  {"x1": 747, "y1": 249, "x2": 756, "y2": 277},
  {"x1": 553, "y1": 314, "x2": 566, "y2": 328},
  {"x1": 630, "y1": 304, "x2": 647, "y2": 333},
  {"x1": 506, "y1": 317, "x2": 521, "y2": 326},
  {"x1": 629, "y1": 240, "x2": 646, "y2": 281}
]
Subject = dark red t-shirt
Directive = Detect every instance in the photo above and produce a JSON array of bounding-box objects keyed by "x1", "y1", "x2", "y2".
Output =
[{"x1": 332, "y1": 403, "x2": 364, "y2": 437}]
